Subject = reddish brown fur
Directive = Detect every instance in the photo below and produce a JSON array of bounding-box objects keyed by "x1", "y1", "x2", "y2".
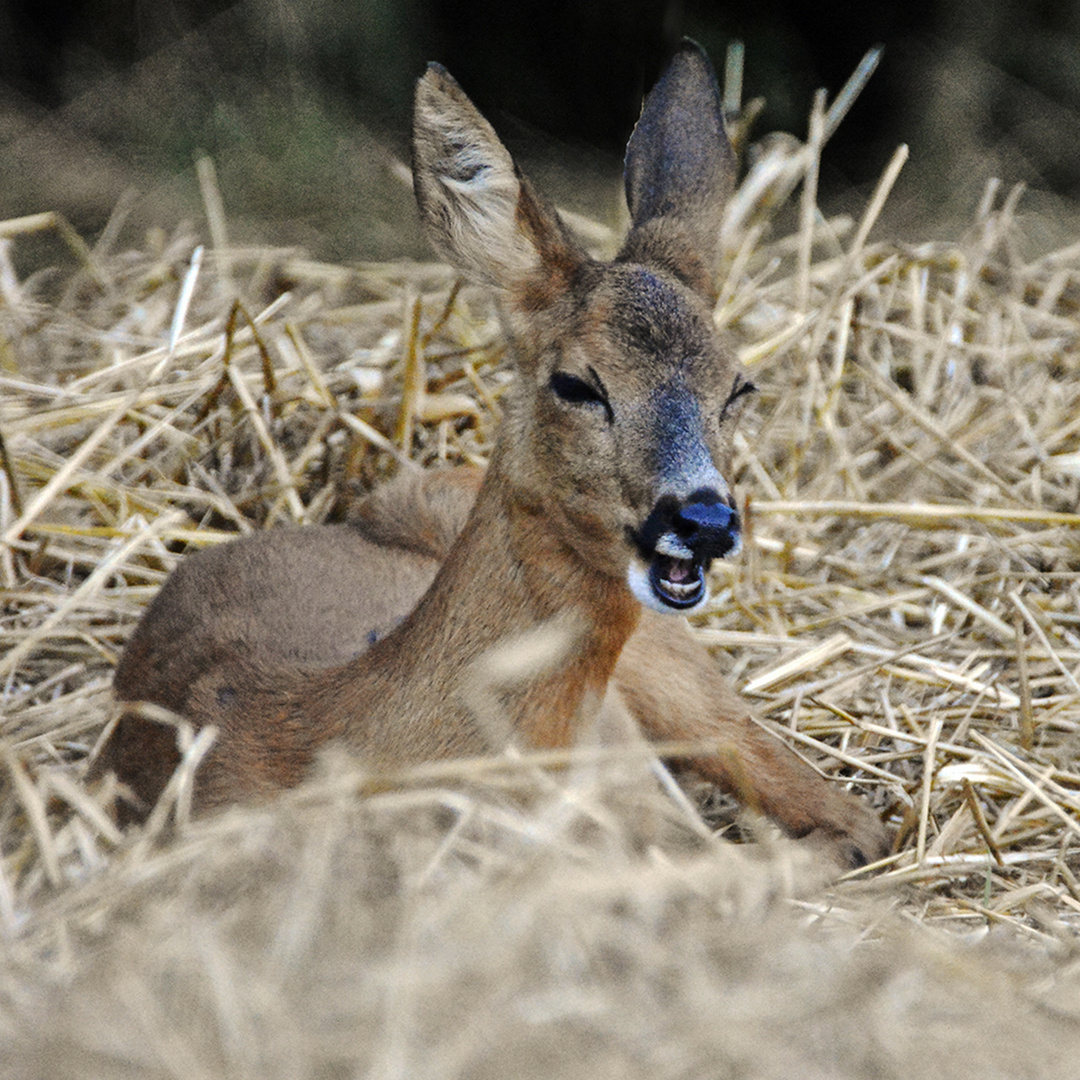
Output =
[
  {"x1": 348, "y1": 469, "x2": 884, "y2": 862},
  {"x1": 95, "y1": 43, "x2": 888, "y2": 866},
  {"x1": 513, "y1": 181, "x2": 587, "y2": 313}
]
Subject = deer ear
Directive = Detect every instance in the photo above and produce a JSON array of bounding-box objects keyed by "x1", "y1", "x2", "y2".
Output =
[
  {"x1": 620, "y1": 40, "x2": 736, "y2": 297},
  {"x1": 412, "y1": 63, "x2": 585, "y2": 302}
]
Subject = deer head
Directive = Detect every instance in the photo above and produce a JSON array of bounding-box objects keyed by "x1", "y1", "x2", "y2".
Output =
[{"x1": 412, "y1": 41, "x2": 752, "y2": 614}]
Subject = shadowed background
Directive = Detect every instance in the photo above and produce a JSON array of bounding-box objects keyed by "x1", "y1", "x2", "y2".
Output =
[{"x1": 3, "y1": 1, "x2": 1080, "y2": 265}]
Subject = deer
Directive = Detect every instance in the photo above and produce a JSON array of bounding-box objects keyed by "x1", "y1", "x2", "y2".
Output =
[{"x1": 93, "y1": 42, "x2": 889, "y2": 868}]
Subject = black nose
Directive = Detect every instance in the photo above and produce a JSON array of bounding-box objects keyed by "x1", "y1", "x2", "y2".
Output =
[{"x1": 674, "y1": 495, "x2": 739, "y2": 560}]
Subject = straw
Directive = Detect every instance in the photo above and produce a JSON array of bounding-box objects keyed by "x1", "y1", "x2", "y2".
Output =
[{"x1": 3, "y1": 51, "x2": 1080, "y2": 1072}]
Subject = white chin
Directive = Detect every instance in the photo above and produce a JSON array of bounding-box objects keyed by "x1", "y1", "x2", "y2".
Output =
[{"x1": 626, "y1": 560, "x2": 710, "y2": 615}]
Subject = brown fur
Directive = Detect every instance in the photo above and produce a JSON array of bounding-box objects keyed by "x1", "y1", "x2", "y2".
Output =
[
  {"x1": 103, "y1": 464, "x2": 885, "y2": 862},
  {"x1": 95, "y1": 43, "x2": 888, "y2": 866},
  {"x1": 355, "y1": 468, "x2": 885, "y2": 863}
]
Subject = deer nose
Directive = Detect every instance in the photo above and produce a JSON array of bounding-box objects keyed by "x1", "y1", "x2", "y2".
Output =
[{"x1": 673, "y1": 495, "x2": 739, "y2": 561}]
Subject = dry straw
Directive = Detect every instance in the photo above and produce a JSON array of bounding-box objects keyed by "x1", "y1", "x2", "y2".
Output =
[{"x1": 3, "y1": 51, "x2": 1080, "y2": 1074}]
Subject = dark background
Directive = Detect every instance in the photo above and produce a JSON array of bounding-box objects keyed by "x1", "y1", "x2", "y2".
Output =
[{"x1": 3, "y1": 0, "x2": 1080, "y2": 263}]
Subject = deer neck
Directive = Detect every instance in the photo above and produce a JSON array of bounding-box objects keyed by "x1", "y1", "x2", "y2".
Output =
[{"x1": 332, "y1": 451, "x2": 642, "y2": 759}]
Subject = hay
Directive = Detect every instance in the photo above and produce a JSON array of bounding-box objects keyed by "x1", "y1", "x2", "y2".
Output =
[
  {"x1": 2, "y1": 75, "x2": 1080, "y2": 1072},
  {"x1": 6, "y1": 758, "x2": 1080, "y2": 1079}
]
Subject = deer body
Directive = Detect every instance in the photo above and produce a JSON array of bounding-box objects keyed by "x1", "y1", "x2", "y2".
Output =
[{"x1": 97, "y1": 44, "x2": 888, "y2": 865}]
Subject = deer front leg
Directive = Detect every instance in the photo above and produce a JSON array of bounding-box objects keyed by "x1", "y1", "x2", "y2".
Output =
[
  {"x1": 614, "y1": 610, "x2": 889, "y2": 867},
  {"x1": 354, "y1": 467, "x2": 889, "y2": 867}
]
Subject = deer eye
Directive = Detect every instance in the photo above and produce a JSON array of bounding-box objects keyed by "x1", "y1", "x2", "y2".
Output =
[
  {"x1": 550, "y1": 372, "x2": 601, "y2": 404},
  {"x1": 720, "y1": 374, "x2": 756, "y2": 420},
  {"x1": 549, "y1": 369, "x2": 613, "y2": 422}
]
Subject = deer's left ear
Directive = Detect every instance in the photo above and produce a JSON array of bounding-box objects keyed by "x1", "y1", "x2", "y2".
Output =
[
  {"x1": 412, "y1": 63, "x2": 586, "y2": 306},
  {"x1": 619, "y1": 41, "x2": 736, "y2": 298}
]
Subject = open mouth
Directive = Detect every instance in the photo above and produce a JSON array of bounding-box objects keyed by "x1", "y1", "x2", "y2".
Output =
[
  {"x1": 648, "y1": 552, "x2": 707, "y2": 609},
  {"x1": 627, "y1": 491, "x2": 740, "y2": 614}
]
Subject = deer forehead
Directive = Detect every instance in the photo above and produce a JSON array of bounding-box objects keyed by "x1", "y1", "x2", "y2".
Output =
[{"x1": 560, "y1": 264, "x2": 733, "y2": 390}]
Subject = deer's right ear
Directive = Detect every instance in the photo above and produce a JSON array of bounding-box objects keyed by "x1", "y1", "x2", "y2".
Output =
[
  {"x1": 412, "y1": 63, "x2": 585, "y2": 302},
  {"x1": 620, "y1": 40, "x2": 736, "y2": 298}
]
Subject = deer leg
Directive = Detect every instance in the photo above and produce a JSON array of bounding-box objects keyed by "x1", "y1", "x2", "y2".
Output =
[{"x1": 614, "y1": 609, "x2": 889, "y2": 867}]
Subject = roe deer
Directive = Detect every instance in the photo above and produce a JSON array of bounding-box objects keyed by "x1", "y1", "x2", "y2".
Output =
[{"x1": 95, "y1": 42, "x2": 888, "y2": 867}]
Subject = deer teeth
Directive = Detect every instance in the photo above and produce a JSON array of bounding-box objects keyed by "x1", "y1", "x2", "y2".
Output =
[{"x1": 649, "y1": 554, "x2": 705, "y2": 609}]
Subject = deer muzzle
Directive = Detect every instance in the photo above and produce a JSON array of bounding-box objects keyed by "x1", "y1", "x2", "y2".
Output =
[{"x1": 629, "y1": 490, "x2": 740, "y2": 611}]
